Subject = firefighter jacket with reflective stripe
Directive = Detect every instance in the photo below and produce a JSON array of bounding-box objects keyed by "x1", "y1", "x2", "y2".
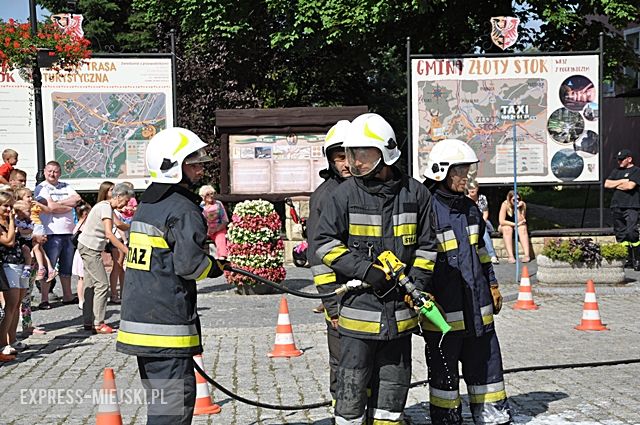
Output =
[
  {"x1": 314, "y1": 169, "x2": 438, "y2": 340},
  {"x1": 116, "y1": 183, "x2": 216, "y2": 358},
  {"x1": 307, "y1": 173, "x2": 347, "y2": 321},
  {"x1": 425, "y1": 188, "x2": 497, "y2": 337}
]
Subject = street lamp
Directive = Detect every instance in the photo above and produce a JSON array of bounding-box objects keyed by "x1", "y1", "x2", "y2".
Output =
[{"x1": 29, "y1": 0, "x2": 46, "y2": 184}]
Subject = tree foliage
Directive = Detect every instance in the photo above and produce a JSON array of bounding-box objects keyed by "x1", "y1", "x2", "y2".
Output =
[
  {"x1": 34, "y1": 0, "x2": 640, "y2": 187},
  {"x1": 518, "y1": 0, "x2": 640, "y2": 88}
]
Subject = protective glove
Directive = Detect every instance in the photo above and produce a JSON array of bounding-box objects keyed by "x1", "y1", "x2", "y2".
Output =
[
  {"x1": 490, "y1": 284, "x2": 503, "y2": 315},
  {"x1": 207, "y1": 257, "x2": 230, "y2": 278},
  {"x1": 364, "y1": 265, "x2": 391, "y2": 293},
  {"x1": 403, "y1": 292, "x2": 435, "y2": 309}
]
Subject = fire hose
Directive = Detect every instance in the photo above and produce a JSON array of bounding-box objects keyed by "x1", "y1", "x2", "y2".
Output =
[
  {"x1": 193, "y1": 356, "x2": 640, "y2": 411},
  {"x1": 193, "y1": 262, "x2": 640, "y2": 411}
]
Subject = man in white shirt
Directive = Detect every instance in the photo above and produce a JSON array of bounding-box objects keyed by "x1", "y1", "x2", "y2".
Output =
[{"x1": 34, "y1": 161, "x2": 82, "y2": 308}]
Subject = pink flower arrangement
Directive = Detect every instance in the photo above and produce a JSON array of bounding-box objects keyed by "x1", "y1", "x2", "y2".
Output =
[{"x1": 225, "y1": 200, "x2": 286, "y2": 288}]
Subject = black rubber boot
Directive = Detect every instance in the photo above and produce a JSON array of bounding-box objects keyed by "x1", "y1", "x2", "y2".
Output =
[
  {"x1": 625, "y1": 246, "x2": 633, "y2": 268},
  {"x1": 633, "y1": 245, "x2": 640, "y2": 271}
]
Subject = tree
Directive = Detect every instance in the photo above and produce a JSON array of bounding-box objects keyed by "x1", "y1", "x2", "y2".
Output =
[{"x1": 517, "y1": 0, "x2": 640, "y2": 88}]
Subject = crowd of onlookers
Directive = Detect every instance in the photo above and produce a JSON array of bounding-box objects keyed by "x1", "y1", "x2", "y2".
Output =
[{"x1": 0, "y1": 148, "x2": 230, "y2": 362}]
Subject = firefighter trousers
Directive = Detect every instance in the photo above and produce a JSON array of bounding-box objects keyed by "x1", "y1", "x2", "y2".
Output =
[
  {"x1": 335, "y1": 335, "x2": 411, "y2": 425},
  {"x1": 424, "y1": 332, "x2": 512, "y2": 425},
  {"x1": 327, "y1": 323, "x2": 341, "y2": 403},
  {"x1": 137, "y1": 356, "x2": 196, "y2": 425}
]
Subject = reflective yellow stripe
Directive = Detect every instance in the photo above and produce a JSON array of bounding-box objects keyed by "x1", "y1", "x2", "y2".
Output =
[
  {"x1": 195, "y1": 258, "x2": 212, "y2": 281},
  {"x1": 371, "y1": 420, "x2": 402, "y2": 425},
  {"x1": 314, "y1": 272, "x2": 336, "y2": 286},
  {"x1": 437, "y1": 239, "x2": 458, "y2": 252},
  {"x1": 479, "y1": 253, "x2": 492, "y2": 263},
  {"x1": 364, "y1": 122, "x2": 384, "y2": 141},
  {"x1": 338, "y1": 316, "x2": 380, "y2": 334},
  {"x1": 173, "y1": 132, "x2": 189, "y2": 155},
  {"x1": 117, "y1": 329, "x2": 200, "y2": 348},
  {"x1": 413, "y1": 257, "x2": 435, "y2": 271},
  {"x1": 468, "y1": 233, "x2": 479, "y2": 245},
  {"x1": 393, "y1": 223, "x2": 416, "y2": 237},
  {"x1": 430, "y1": 395, "x2": 461, "y2": 409},
  {"x1": 482, "y1": 314, "x2": 494, "y2": 325},
  {"x1": 349, "y1": 224, "x2": 383, "y2": 237},
  {"x1": 129, "y1": 232, "x2": 169, "y2": 248},
  {"x1": 469, "y1": 390, "x2": 507, "y2": 404},
  {"x1": 397, "y1": 316, "x2": 419, "y2": 333},
  {"x1": 323, "y1": 245, "x2": 349, "y2": 265}
]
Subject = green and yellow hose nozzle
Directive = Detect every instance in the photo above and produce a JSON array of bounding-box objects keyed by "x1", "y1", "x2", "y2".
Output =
[{"x1": 375, "y1": 250, "x2": 451, "y2": 336}]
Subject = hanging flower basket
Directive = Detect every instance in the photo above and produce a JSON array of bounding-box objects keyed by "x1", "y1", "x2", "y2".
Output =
[
  {"x1": 225, "y1": 200, "x2": 286, "y2": 295},
  {"x1": 0, "y1": 18, "x2": 91, "y2": 76}
]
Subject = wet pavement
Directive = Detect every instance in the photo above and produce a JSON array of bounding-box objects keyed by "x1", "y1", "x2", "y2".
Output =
[{"x1": 1, "y1": 262, "x2": 639, "y2": 424}]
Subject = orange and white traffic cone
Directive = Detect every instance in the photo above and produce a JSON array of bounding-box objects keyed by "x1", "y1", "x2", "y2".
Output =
[
  {"x1": 96, "y1": 368, "x2": 123, "y2": 425},
  {"x1": 268, "y1": 296, "x2": 303, "y2": 358},
  {"x1": 193, "y1": 354, "x2": 222, "y2": 415},
  {"x1": 575, "y1": 280, "x2": 608, "y2": 331},
  {"x1": 513, "y1": 266, "x2": 539, "y2": 310}
]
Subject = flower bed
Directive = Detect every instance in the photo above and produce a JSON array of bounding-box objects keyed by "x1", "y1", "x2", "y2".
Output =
[
  {"x1": 537, "y1": 238, "x2": 627, "y2": 285},
  {"x1": 225, "y1": 200, "x2": 286, "y2": 294}
]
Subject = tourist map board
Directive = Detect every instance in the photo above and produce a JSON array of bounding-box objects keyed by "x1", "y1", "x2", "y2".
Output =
[
  {"x1": 0, "y1": 57, "x2": 174, "y2": 190},
  {"x1": 411, "y1": 54, "x2": 599, "y2": 184}
]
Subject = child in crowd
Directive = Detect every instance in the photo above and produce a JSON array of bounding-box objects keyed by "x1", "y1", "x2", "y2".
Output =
[
  {"x1": 0, "y1": 190, "x2": 28, "y2": 356},
  {"x1": 0, "y1": 149, "x2": 19, "y2": 185},
  {"x1": 18, "y1": 187, "x2": 56, "y2": 282},
  {"x1": 199, "y1": 185, "x2": 229, "y2": 259},
  {"x1": 13, "y1": 199, "x2": 45, "y2": 336},
  {"x1": 73, "y1": 203, "x2": 91, "y2": 310}
]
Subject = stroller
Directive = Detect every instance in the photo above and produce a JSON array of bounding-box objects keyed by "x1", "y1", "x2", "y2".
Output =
[{"x1": 285, "y1": 198, "x2": 308, "y2": 267}]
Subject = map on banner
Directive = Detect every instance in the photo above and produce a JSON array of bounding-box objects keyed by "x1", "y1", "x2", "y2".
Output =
[
  {"x1": 416, "y1": 79, "x2": 548, "y2": 178},
  {"x1": 52, "y1": 92, "x2": 166, "y2": 178},
  {"x1": 411, "y1": 55, "x2": 600, "y2": 184}
]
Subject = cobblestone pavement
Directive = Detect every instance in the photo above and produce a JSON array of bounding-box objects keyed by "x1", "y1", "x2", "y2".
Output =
[{"x1": 1, "y1": 265, "x2": 640, "y2": 424}]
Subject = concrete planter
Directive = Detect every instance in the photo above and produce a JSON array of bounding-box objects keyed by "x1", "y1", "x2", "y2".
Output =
[{"x1": 536, "y1": 255, "x2": 625, "y2": 285}]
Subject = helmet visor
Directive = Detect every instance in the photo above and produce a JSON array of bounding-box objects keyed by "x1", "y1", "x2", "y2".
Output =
[
  {"x1": 184, "y1": 147, "x2": 213, "y2": 165},
  {"x1": 346, "y1": 147, "x2": 382, "y2": 177}
]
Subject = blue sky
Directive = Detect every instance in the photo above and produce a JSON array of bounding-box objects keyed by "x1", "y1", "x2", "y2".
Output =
[{"x1": 0, "y1": 0, "x2": 49, "y2": 21}]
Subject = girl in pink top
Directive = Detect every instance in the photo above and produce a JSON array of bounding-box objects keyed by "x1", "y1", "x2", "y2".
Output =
[{"x1": 198, "y1": 185, "x2": 228, "y2": 259}]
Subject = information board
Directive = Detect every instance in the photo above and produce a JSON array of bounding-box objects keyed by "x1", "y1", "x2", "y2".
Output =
[
  {"x1": 411, "y1": 54, "x2": 600, "y2": 183},
  {"x1": 229, "y1": 134, "x2": 326, "y2": 194},
  {"x1": 0, "y1": 56, "x2": 174, "y2": 191}
]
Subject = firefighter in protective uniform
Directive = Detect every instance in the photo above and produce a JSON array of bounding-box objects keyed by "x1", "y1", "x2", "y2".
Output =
[
  {"x1": 314, "y1": 113, "x2": 438, "y2": 425},
  {"x1": 116, "y1": 127, "x2": 225, "y2": 425},
  {"x1": 306, "y1": 119, "x2": 352, "y2": 402},
  {"x1": 422, "y1": 139, "x2": 512, "y2": 425}
]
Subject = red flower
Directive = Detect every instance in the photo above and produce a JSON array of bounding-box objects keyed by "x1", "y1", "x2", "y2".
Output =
[
  {"x1": 8, "y1": 19, "x2": 15, "y2": 25},
  {"x1": 13, "y1": 41, "x2": 20, "y2": 49}
]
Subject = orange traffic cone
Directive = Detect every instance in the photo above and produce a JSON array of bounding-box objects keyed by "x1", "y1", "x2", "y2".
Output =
[
  {"x1": 575, "y1": 280, "x2": 608, "y2": 331},
  {"x1": 268, "y1": 296, "x2": 303, "y2": 358},
  {"x1": 96, "y1": 368, "x2": 123, "y2": 425},
  {"x1": 513, "y1": 266, "x2": 539, "y2": 310},
  {"x1": 193, "y1": 354, "x2": 222, "y2": 415}
]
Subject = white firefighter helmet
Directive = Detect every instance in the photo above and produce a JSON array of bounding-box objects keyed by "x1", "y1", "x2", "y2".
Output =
[
  {"x1": 423, "y1": 138, "x2": 479, "y2": 181},
  {"x1": 343, "y1": 113, "x2": 399, "y2": 165},
  {"x1": 146, "y1": 127, "x2": 211, "y2": 184},
  {"x1": 323, "y1": 120, "x2": 350, "y2": 160}
]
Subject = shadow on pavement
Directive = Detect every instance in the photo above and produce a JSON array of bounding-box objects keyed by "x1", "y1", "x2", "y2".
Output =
[{"x1": 509, "y1": 390, "x2": 569, "y2": 420}]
